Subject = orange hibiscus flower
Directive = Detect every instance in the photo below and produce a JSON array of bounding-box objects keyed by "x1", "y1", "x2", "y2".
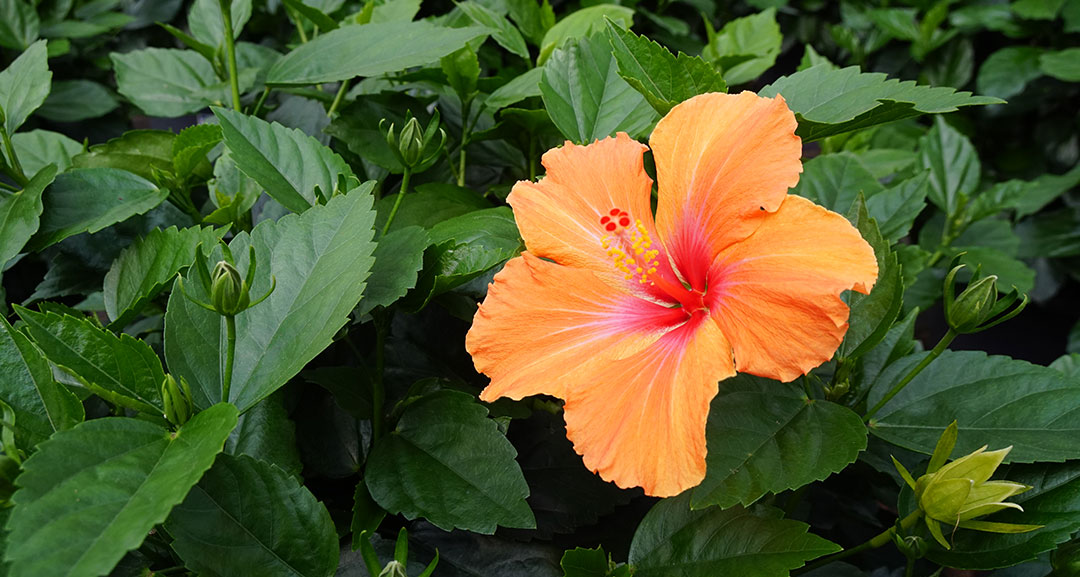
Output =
[{"x1": 465, "y1": 92, "x2": 879, "y2": 497}]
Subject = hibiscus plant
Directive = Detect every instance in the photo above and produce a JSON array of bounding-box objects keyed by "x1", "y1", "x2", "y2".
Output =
[{"x1": 1, "y1": 1, "x2": 1079, "y2": 576}]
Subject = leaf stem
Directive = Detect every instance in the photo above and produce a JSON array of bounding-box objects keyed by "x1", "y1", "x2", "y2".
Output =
[
  {"x1": 795, "y1": 510, "x2": 923, "y2": 575},
  {"x1": 327, "y1": 80, "x2": 350, "y2": 117},
  {"x1": 219, "y1": 0, "x2": 243, "y2": 111},
  {"x1": 250, "y1": 86, "x2": 270, "y2": 116},
  {"x1": 223, "y1": 314, "x2": 236, "y2": 403},
  {"x1": 381, "y1": 168, "x2": 411, "y2": 237},
  {"x1": 0, "y1": 127, "x2": 28, "y2": 187},
  {"x1": 864, "y1": 328, "x2": 957, "y2": 422}
]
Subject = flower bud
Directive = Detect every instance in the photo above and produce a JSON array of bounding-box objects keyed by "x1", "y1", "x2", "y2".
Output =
[
  {"x1": 947, "y1": 275, "x2": 998, "y2": 333},
  {"x1": 398, "y1": 117, "x2": 424, "y2": 168},
  {"x1": 893, "y1": 424, "x2": 1040, "y2": 550},
  {"x1": 892, "y1": 533, "x2": 928, "y2": 560},
  {"x1": 161, "y1": 374, "x2": 193, "y2": 427},
  {"x1": 211, "y1": 260, "x2": 248, "y2": 316},
  {"x1": 378, "y1": 561, "x2": 408, "y2": 577}
]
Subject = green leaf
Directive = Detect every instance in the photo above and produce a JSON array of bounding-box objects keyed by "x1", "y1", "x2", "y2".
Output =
[
  {"x1": 267, "y1": 21, "x2": 487, "y2": 85},
  {"x1": 1018, "y1": 208, "x2": 1080, "y2": 259},
  {"x1": 188, "y1": 0, "x2": 252, "y2": 48},
  {"x1": 165, "y1": 453, "x2": 337, "y2": 577},
  {"x1": 976, "y1": 46, "x2": 1044, "y2": 100},
  {"x1": 103, "y1": 225, "x2": 222, "y2": 327},
  {"x1": 484, "y1": 67, "x2": 544, "y2": 112},
  {"x1": 0, "y1": 164, "x2": 55, "y2": 266},
  {"x1": 0, "y1": 40, "x2": 51, "y2": 135},
  {"x1": 918, "y1": 117, "x2": 980, "y2": 216},
  {"x1": 224, "y1": 392, "x2": 303, "y2": 477},
  {"x1": 457, "y1": 1, "x2": 530, "y2": 60},
  {"x1": 606, "y1": 22, "x2": 726, "y2": 116},
  {"x1": 172, "y1": 123, "x2": 222, "y2": 180},
  {"x1": 866, "y1": 171, "x2": 929, "y2": 243},
  {"x1": 540, "y1": 33, "x2": 658, "y2": 144},
  {"x1": 373, "y1": 183, "x2": 492, "y2": 233},
  {"x1": 365, "y1": 390, "x2": 535, "y2": 533},
  {"x1": 0, "y1": 315, "x2": 83, "y2": 452},
  {"x1": 702, "y1": 8, "x2": 781, "y2": 85},
  {"x1": 792, "y1": 152, "x2": 884, "y2": 214},
  {"x1": 976, "y1": 164, "x2": 1080, "y2": 220},
  {"x1": 72, "y1": 130, "x2": 176, "y2": 183},
  {"x1": 629, "y1": 495, "x2": 840, "y2": 576},
  {"x1": 27, "y1": 167, "x2": 168, "y2": 252},
  {"x1": 325, "y1": 93, "x2": 435, "y2": 173},
  {"x1": 165, "y1": 185, "x2": 377, "y2": 412},
  {"x1": 15, "y1": 305, "x2": 166, "y2": 415},
  {"x1": 357, "y1": 225, "x2": 430, "y2": 317},
  {"x1": 839, "y1": 198, "x2": 902, "y2": 361},
  {"x1": 36, "y1": 79, "x2": 119, "y2": 122},
  {"x1": 507, "y1": 0, "x2": 555, "y2": 46},
  {"x1": 214, "y1": 106, "x2": 355, "y2": 213},
  {"x1": 283, "y1": 0, "x2": 339, "y2": 31},
  {"x1": 1011, "y1": 0, "x2": 1066, "y2": 19},
  {"x1": 538, "y1": 4, "x2": 633, "y2": 64},
  {"x1": 867, "y1": 8, "x2": 920, "y2": 41},
  {"x1": 927, "y1": 461, "x2": 1080, "y2": 569},
  {"x1": 869, "y1": 350, "x2": 1080, "y2": 463},
  {"x1": 0, "y1": 0, "x2": 39, "y2": 50},
  {"x1": 110, "y1": 48, "x2": 220, "y2": 117},
  {"x1": 410, "y1": 207, "x2": 523, "y2": 305},
  {"x1": 370, "y1": 0, "x2": 423, "y2": 23},
  {"x1": 690, "y1": 375, "x2": 867, "y2": 509},
  {"x1": 759, "y1": 65, "x2": 1003, "y2": 142},
  {"x1": 1040, "y1": 48, "x2": 1080, "y2": 82},
  {"x1": 561, "y1": 547, "x2": 612, "y2": 577},
  {"x1": 10, "y1": 130, "x2": 82, "y2": 175},
  {"x1": 4, "y1": 403, "x2": 238, "y2": 577}
]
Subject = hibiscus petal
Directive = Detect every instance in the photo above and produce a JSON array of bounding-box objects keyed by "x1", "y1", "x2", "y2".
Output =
[
  {"x1": 651, "y1": 91, "x2": 802, "y2": 291},
  {"x1": 563, "y1": 312, "x2": 735, "y2": 497},
  {"x1": 708, "y1": 195, "x2": 878, "y2": 382},
  {"x1": 508, "y1": 133, "x2": 675, "y2": 296},
  {"x1": 467, "y1": 253, "x2": 690, "y2": 402}
]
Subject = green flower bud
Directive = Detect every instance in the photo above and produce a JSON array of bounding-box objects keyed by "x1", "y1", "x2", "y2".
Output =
[
  {"x1": 891, "y1": 533, "x2": 928, "y2": 560},
  {"x1": 161, "y1": 374, "x2": 193, "y2": 426},
  {"x1": 947, "y1": 275, "x2": 998, "y2": 333},
  {"x1": 211, "y1": 260, "x2": 249, "y2": 316},
  {"x1": 398, "y1": 117, "x2": 424, "y2": 168},
  {"x1": 378, "y1": 561, "x2": 408, "y2": 577},
  {"x1": 894, "y1": 424, "x2": 1040, "y2": 550}
]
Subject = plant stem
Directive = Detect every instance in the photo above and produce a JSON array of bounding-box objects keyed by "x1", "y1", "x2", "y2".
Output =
[
  {"x1": 219, "y1": 0, "x2": 242, "y2": 111},
  {"x1": 795, "y1": 510, "x2": 923, "y2": 575},
  {"x1": 0, "y1": 179, "x2": 18, "y2": 192},
  {"x1": 528, "y1": 135, "x2": 537, "y2": 181},
  {"x1": 0, "y1": 127, "x2": 28, "y2": 187},
  {"x1": 250, "y1": 86, "x2": 270, "y2": 116},
  {"x1": 327, "y1": 80, "x2": 350, "y2": 117},
  {"x1": 864, "y1": 328, "x2": 957, "y2": 422},
  {"x1": 223, "y1": 315, "x2": 236, "y2": 403},
  {"x1": 380, "y1": 168, "x2": 411, "y2": 237},
  {"x1": 904, "y1": 556, "x2": 915, "y2": 577}
]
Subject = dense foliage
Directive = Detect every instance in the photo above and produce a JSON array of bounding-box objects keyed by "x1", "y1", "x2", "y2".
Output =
[{"x1": 1, "y1": 0, "x2": 1079, "y2": 575}]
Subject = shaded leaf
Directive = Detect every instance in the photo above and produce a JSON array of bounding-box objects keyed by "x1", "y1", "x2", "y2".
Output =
[
  {"x1": 357, "y1": 226, "x2": 430, "y2": 317},
  {"x1": 111, "y1": 48, "x2": 220, "y2": 117},
  {"x1": 869, "y1": 351, "x2": 1080, "y2": 463},
  {"x1": 27, "y1": 167, "x2": 168, "y2": 252},
  {"x1": 10, "y1": 130, "x2": 82, "y2": 175},
  {"x1": 702, "y1": 8, "x2": 781, "y2": 85},
  {"x1": 15, "y1": 305, "x2": 165, "y2": 415},
  {"x1": 691, "y1": 375, "x2": 866, "y2": 509},
  {"x1": 5, "y1": 404, "x2": 238, "y2": 577},
  {"x1": 366, "y1": 390, "x2": 535, "y2": 533},
  {"x1": 0, "y1": 315, "x2": 83, "y2": 451},
  {"x1": 72, "y1": 130, "x2": 175, "y2": 183},
  {"x1": 166, "y1": 453, "x2": 337, "y2": 577},
  {"x1": 629, "y1": 495, "x2": 840, "y2": 576},
  {"x1": 37, "y1": 80, "x2": 119, "y2": 122}
]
